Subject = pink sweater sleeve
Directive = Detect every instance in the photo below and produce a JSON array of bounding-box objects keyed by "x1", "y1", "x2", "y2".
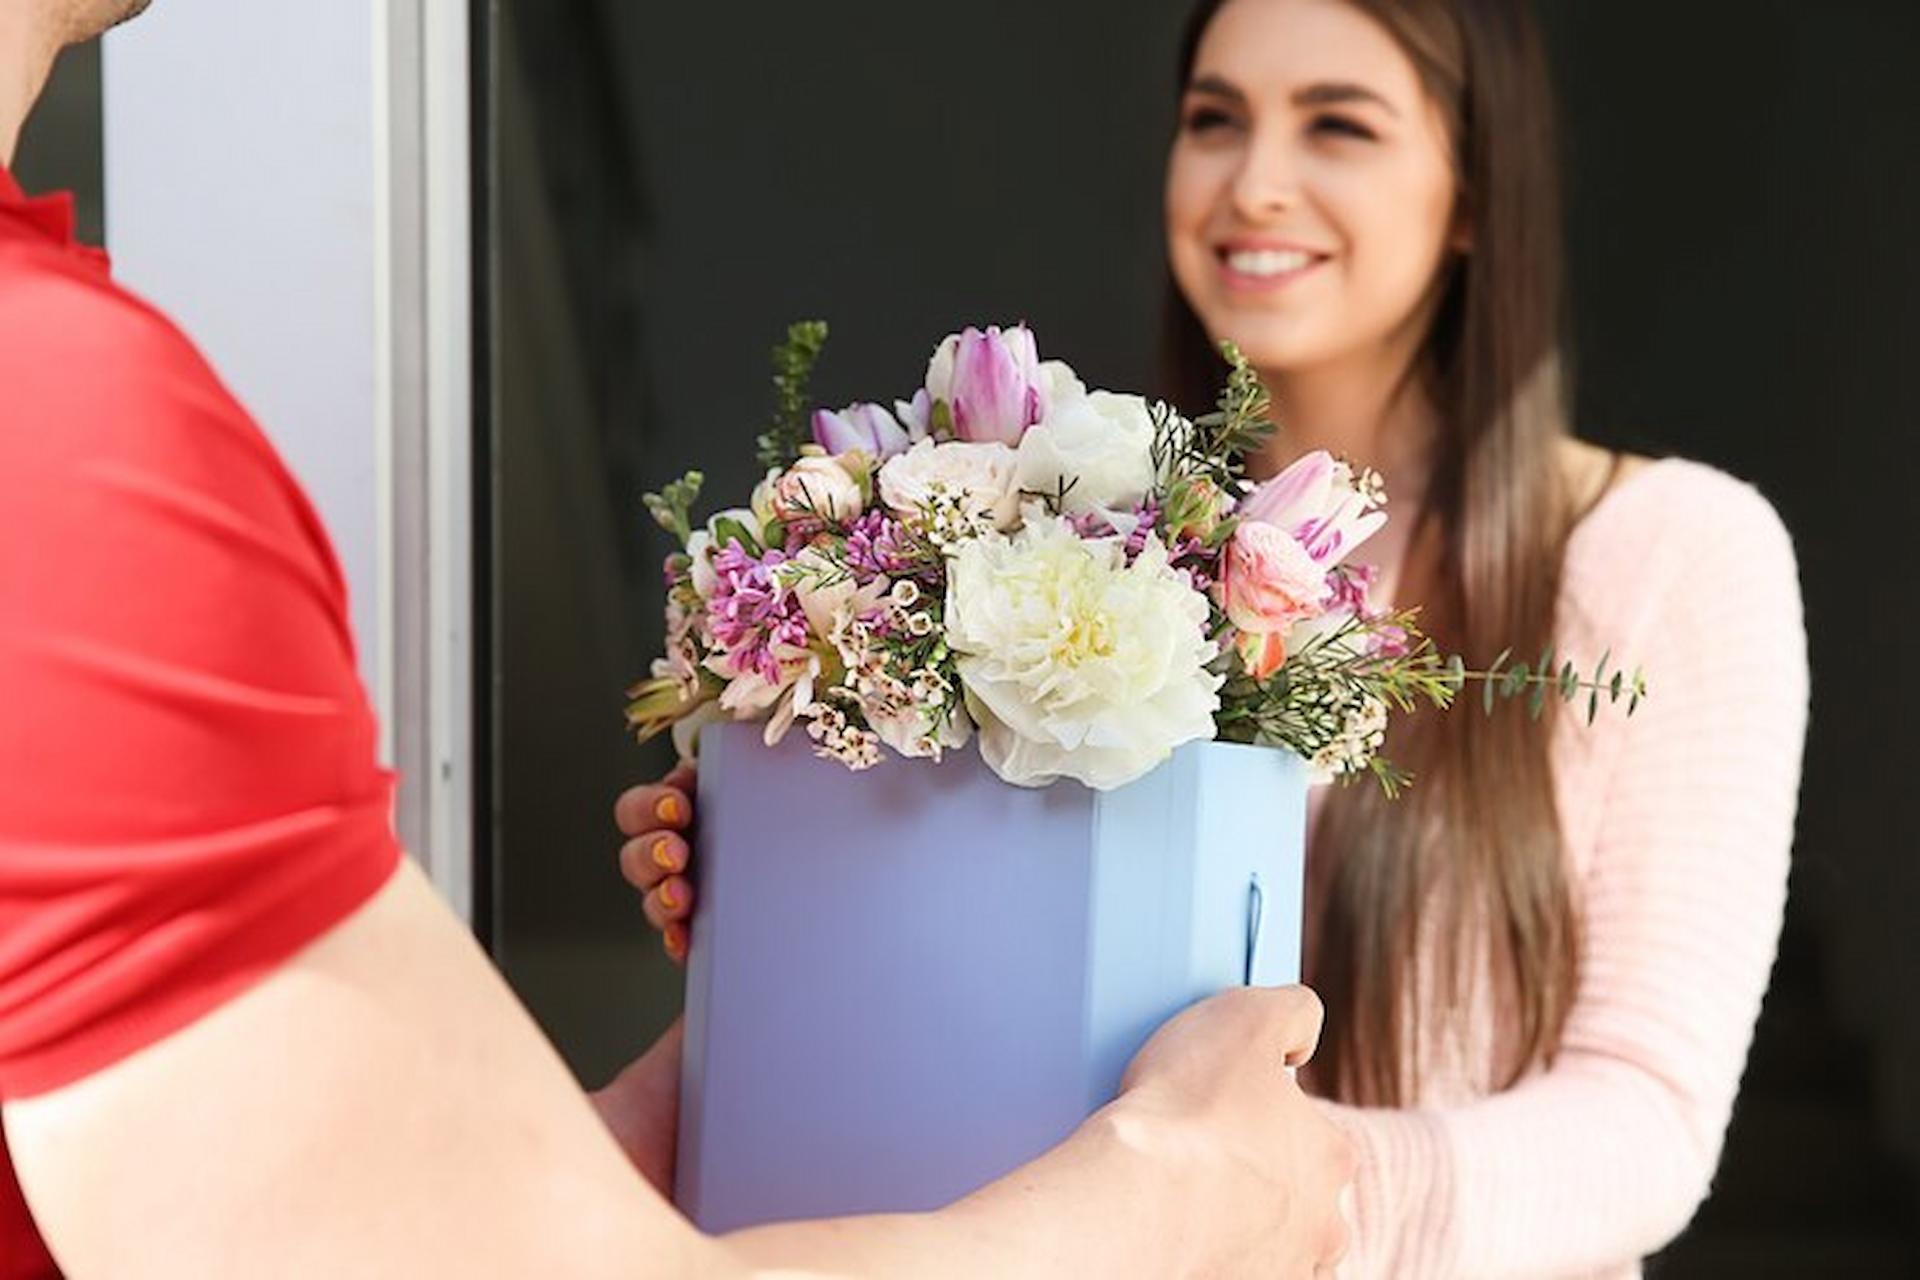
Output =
[{"x1": 1325, "y1": 469, "x2": 1811, "y2": 1278}]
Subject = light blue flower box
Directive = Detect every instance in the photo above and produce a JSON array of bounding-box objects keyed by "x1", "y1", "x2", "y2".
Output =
[{"x1": 676, "y1": 720, "x2": 1308, "y2": 1231}]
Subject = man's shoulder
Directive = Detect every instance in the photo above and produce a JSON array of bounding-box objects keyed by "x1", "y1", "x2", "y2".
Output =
[
  {"x1": 0, "y1": 248, "x2": 266, "y2": 481},
  {"x1": 0, "y1": 244, "x2": 184, "y2": 370}
]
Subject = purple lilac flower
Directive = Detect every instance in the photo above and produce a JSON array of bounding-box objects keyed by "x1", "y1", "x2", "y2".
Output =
[
  {"x1": 842, "y1": 510, "x2": 919, "y2": 581},
  {"x1": 708, "y1": 542, "x2": 810, "y2": 684},
  {"x1": 1121, "y1": 503, "x2": 1163, "y2": 561},
  {"x1": 1166, "y1": 534, "x2": 1217, "y2": 595}
]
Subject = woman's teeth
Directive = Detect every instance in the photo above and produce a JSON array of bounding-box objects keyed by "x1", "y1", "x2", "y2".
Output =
[{"x1": 1226, "y1": 249, "x2": 1316, "y2": 277}]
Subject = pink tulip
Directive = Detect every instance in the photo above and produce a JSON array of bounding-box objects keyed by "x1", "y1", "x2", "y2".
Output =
[
  {"x1": 812, "y1": 402, "x2": 914, "y2": 460},
  {"x1": 927, "y1": 324, "x2": 1049, "y2": 445}
]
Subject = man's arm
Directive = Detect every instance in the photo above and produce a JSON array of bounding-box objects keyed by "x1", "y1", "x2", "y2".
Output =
[{"x1": 9, "y1": 861, "x2": 1347, "y2": 1279}]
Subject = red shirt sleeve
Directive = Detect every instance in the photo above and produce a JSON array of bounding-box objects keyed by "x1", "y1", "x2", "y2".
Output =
[{"x1": 0, "y1": 251, "x2": 402, "y2": 1101}]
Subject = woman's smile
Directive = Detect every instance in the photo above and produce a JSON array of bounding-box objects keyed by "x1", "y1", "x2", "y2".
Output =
[{"x1": 1216, "y1": 238, "x2": 1334, "y2": 295}]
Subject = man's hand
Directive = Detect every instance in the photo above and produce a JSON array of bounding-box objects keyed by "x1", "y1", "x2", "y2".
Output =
[
  {"x1": 590, "y1": 1019, "x2": 684, "y2": 1196},
  {"x1": 1109, "y1": 986, "x2": 1355, "y2": 1277}
]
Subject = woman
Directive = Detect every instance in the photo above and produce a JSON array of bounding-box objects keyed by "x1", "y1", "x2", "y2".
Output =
[{"x1": 620, "y1": 0, "x2": 1810, "y2": 1274}]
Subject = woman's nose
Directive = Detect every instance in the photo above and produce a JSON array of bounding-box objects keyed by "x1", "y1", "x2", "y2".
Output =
[{"x1": 1229, "y1": 132, "x2": 1302, "y2": 222}]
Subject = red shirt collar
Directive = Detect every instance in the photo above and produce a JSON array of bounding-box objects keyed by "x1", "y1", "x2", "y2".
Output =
[{"x1": 0, "y1": 163, "x2": 110, "y2": 272}]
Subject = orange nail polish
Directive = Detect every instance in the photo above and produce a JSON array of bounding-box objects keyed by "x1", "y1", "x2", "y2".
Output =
[
  {"x1": 659, "y1": 881, "x2": 681, "y2": 911},
  {"x1": 664, "y1": 925, "x2": 688, "y2": 961},
  {"x1": 655, "y1": 794, "x2": 683, "y2": 825},
  {"x1": 651, "y1": 837, "x2": 677, "y2": 870}
]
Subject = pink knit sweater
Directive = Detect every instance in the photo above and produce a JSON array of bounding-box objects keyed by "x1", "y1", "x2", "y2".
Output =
[{"x1": 1318, "y1": 458, "x2": 1811, "y2": 1279}]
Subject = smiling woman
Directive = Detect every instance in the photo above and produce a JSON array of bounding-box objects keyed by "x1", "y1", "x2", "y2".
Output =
[
  {"x1": 1153, "y1": 1, "x2": 1809, "y2": 1276},
  {"x1": 1166, "y1": 0, "x2": 1579, "y2": 1115}
]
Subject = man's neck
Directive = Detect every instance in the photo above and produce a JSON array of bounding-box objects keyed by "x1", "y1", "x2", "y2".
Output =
[{"x1": 0, "y1": 10, "x2": 63, "y2": 170}]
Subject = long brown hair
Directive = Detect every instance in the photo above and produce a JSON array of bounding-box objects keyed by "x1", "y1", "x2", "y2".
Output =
[{"x1": 1165, "y1": 0, "x2": 1580, "y2": 1106}]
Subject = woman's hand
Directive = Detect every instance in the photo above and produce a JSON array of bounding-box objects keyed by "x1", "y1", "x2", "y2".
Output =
[
  {"x1": 590, "y1": 1018, "x2": 684, "y2": 1196},
  {"x1": 614, "y1": 761, "x2": 697, "y2": 964}
]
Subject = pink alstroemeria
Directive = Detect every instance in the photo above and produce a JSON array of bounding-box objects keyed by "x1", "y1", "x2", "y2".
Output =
[
  {"x1": 812, "y1": 401, "x2": 915, "y2": 461},
  {"x1": 928, "y1": 324, "x2": 1049, "y2": 445},
  {"x1": 1238, "y1": 450, "x2": 1387, "y2": 569}
]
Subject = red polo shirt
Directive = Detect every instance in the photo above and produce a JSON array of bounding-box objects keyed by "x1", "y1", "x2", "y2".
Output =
[{"x1": 0, "y1": 167, "x2": 401, "y2": 1277}]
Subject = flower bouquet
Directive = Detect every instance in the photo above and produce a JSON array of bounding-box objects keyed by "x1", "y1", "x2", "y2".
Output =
[{"x1": 630, "y1": 321, "x2": 1640, "y2": 1230}]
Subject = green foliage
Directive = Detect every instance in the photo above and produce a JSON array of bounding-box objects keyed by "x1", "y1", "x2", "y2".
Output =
[
  {"x1": 755, "y1": 320, "x2": 831, "y2": 470},
  {"x1": 1431, "y1": 644, "x2": 1647, "y2": 728},
  {"x1": 710, "y1": 514, "x2": 762, "y2": 558},
  {"x1": 642, "y1": 470, "x2": 705, "y2": 548},
  {"x1": 1151, "y1": 341, "x2": 1278, "y2": 500}
]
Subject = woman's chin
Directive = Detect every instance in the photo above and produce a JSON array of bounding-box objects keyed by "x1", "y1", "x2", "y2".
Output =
[{"x1": 1206, "y1": 319, "x2": 1343, "y2": 379}]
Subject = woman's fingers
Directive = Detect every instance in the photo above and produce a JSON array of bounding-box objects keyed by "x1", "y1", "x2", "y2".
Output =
[
  {"x1": 620, "y1": 830, "x2": 689, "y2": 893},
  {"x1": 616, "y1": 762, "x2": 699, "y2": 960},
  {"x1": 662, "y1": 921, "x2": 689, "y2": 966},
  {"x1": 643, "y1": 875, "x2": 695, "y2": 932},
  {"x1": 615, "y1": 777, "x2": 695, "y2": 839}
]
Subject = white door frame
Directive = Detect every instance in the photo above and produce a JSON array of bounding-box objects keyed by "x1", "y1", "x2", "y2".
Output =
[{"x1": 103, "y1": 2, "x2": 478, "y2": 923}]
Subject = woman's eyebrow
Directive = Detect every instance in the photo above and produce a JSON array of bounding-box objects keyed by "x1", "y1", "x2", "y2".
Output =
[
  {"x1": 1186, "y1": 74, "x2": 1401, "y2": 120},
  {"x1": 1293, "y1": 80, "x2": 1401, "y2": 118},
  {"x1": 1185, "y1": 73, "x2": 1248, "y2": 104}
]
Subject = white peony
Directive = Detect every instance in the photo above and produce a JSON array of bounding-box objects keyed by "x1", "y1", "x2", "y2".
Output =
[
  {"x1": 945, "y1": 515, "x2": 1221, "y2": 790},
  {"x1": 1014, "y1": 391, "x2": 1159, "y2": 532},
  {"x1": 877, "y1": 438, "x2": 1021, "y2": 531},
  {"x1": 1039, "y1": 359, "x2": 1088, "y2": 410}
]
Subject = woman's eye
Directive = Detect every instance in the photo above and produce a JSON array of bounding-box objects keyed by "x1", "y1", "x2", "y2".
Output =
[
  {"x1": 1311, "y1": 114, "x2": 1377, "y2": 142},
  {"x1": 1182, "y1": 107, "x2": 1240, "y2": 135}
]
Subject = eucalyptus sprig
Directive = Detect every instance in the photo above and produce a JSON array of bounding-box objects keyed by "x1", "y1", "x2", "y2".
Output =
[
  {"x1": 1434, "y1": 645, "x2": 1650, "y2": 725},
  {"x1": 755, "y1": 320, "x2": 831, "y2": 470}
]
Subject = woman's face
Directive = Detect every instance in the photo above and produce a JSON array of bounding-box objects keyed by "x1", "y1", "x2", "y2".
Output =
[{"x1": 1166, "y1": 0, "x2": 1463, "y2": 378}]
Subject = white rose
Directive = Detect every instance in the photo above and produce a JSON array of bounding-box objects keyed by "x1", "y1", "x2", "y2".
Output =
[
  {"x1": 945, "y1": 516, "x2": 1220, "y2": 790},
  {"x1": 877, "y1": 439, "x2": 1021, "y2": 531},
  {"x1": 1014, "y1": 391, "x2": 1158, "y2": 530},
  {"x1": 768, "y1": 455, "x2": 865, "y2": 524}
]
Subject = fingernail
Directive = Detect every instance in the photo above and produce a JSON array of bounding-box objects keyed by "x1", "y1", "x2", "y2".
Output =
[
  {"x1": 664, "y1": 923, "x2": 688, "y2": 961},
  {"x1": 651, "y1": 837, "x2": 677, "y2": 871},
  {"x1": 655, "y1": 794, "x2": 683, "y2": 825},
  {"x1": 659, "y1": 881, "x2": 681, "y2": 911}
]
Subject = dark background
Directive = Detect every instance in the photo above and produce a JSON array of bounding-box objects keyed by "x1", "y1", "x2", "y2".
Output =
[{"x1": 18, "y1": 1, "x2": 1916, "y2": 1272}]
